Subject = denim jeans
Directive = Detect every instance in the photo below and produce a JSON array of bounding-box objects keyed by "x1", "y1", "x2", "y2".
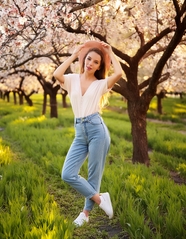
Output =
[{"x1": 62, "y1": 112, "x2": 110, "y2": 211}]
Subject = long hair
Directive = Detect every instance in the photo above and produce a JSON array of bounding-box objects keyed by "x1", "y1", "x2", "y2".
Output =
[{"x1": 80, "y1": 48, "x2": 109, "y2": 112}]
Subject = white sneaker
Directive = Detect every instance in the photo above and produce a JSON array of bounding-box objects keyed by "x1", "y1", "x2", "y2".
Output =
[
  {"x1": 73, "y1": 212, "x2": 89, "y2": 227},
  {"x1": 99, "y1": 192, "x2": 113, "y2": 219}
]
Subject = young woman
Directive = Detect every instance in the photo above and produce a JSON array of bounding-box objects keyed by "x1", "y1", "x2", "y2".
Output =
[{"x1": 53, "y1": 41, "x2": 122, "y2": 226}]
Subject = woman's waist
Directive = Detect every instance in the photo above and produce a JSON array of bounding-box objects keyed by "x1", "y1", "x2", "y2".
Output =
[{"x1": 75, "y1": 112, "x2": 100, "y2": 124}]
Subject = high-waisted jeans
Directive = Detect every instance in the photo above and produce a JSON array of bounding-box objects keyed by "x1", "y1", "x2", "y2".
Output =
[{"x1": 61, "y1": 112, "x2": 110, "y2": 211}]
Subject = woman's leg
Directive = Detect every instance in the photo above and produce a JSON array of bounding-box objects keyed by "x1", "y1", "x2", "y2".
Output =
[
  {"x1": 84, "y1": 122, "x2": 110, "y2": 212},
  {"x1": 62, "y1": 138, "x2": 98, "y2": 197},
  {"x1": 65, "y1": 114, "x2": 112, "y2": 226},
  {"x1": 62, "y1": 121, "x2": 100, "y2": 199}
]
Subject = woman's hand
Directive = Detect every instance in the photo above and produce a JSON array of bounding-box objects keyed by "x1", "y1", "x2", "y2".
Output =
[
  {"x1": 72, "y1": 44, "x2": 85, "y2": 58},
  {"x1": 100, "y1": 42, "x2": 113, "y2": 55}
]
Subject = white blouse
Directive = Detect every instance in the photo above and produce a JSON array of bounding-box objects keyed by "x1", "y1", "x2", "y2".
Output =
[{"x1": 61, "y1": 74, "x2": 109, "y2": 118}]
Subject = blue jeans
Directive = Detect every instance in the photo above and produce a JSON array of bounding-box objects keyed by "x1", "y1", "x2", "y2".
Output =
[{"x1": 62, "y1": 112, "x2": 110, "y2": 211}]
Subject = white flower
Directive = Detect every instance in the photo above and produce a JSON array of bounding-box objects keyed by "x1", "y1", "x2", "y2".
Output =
[
  {"x1": 19, "y1": 17, "x2": 27, "y2": 25},
  {"x1": 0, "y1": 25, "x2": 5, "y2": 34}
]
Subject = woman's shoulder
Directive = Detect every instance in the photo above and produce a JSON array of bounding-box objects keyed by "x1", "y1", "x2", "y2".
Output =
[
  {"x1": 65, "y1": 73, "x2": 79, "y2": 78},
  {"x1": 64, "y1": 73, "x2": 79, "y2": 81},
  {"x1": 97, "y1": 78, "x2": 108, "y2": 84}
]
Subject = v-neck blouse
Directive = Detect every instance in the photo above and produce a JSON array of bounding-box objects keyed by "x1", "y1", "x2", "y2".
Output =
[{"x1": 61, "y1": 73, "x2": 109, "y2": 118}]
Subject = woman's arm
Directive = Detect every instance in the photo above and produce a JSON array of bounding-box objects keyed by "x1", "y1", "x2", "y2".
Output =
[
  {"x1": 101, "y1": 42, "x2": 123, "y2": 89},
  {"x1": 53, "y1": 45, "x2": 84, "y2": 84}
]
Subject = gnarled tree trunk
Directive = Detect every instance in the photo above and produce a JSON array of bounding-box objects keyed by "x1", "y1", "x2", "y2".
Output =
[{"x1": 128, "y1": 100, "x2": 150, "y2": 166}]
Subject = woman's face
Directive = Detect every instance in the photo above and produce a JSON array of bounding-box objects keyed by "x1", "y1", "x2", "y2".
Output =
[{"x1": 84, "y1": 51, "x2": 101, "y2": 74}]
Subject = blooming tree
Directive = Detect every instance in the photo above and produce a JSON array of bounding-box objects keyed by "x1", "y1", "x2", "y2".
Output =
[
  {"x1": 0, "y1": 0, "x2": 91, "y2": 117},
  {"x1": 53, "y1": 0, "x2": 186, "y2": 165}
]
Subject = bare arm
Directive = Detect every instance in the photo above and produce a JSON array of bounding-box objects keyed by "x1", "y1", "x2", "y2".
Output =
[
  {"x1": 53, "y1": 45, "x2": 84, "y2": 84},
  {"x1": 101, "y1": 42, "x2": 123, "y2": 89}
]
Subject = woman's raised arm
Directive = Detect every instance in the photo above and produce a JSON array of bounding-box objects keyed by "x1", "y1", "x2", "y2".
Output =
[
  {"x1": 53, "y1": 45, "x2": 84, "y2": 84},
  {"x1": 101, "y1": 42, "x2": 123, "y2": 89}
]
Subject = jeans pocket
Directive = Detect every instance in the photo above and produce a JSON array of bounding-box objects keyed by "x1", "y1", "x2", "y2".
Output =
[{"x1": 88, "y1": 116, "x2": 102, "y2": 125}]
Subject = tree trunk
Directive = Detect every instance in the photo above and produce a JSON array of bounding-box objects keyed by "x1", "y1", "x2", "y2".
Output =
[
  {"x1": 61, "y1": 90, "x2": 68, "y2": 108},
  {"x1": 42, "y1": 82, "x2": 60, "y2": 118},
  {"x1": 4, "y1": 91, "x2": 10, "y2": 102},
  {"x1": 128, "y1": 101, "x2": 150, "y2": 166},
  {"x1": 24, "y1": 95, "x2": 33, "y2": 106},
  {"x1": 156, "y1": 90, "x2": 166, "y2": 114},
  {"x1": 42, "y1": 92, "x2": 47, "y2": 115},
  {"x1": 13, "y1": 91, "x2": 17, "y2": 104},
  {"x1": 157, "y1": 96, "x2": 162, "y2": 114},
  {"x1": 19, "y1": 93, "x2": 24, "y2": 105},
  {"x1": 50, "y1": 94, "x2": 58, "y2": 118}
]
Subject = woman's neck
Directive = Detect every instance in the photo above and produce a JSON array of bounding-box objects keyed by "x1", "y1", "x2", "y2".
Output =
[{"x1": 81, "y1": 72, "x2": 97, "y2": 81}]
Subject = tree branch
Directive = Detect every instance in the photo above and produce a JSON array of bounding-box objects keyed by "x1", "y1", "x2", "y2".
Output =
[
  {"x1": 142, "y1": 14, "x2": 186, "y2": 103},
  {"x1": 133, "y1": 27, "x2": 173, "y2": 63},
  {"x1": 139, "y1": 72, "x2": 170, "y2": 90},
  {"x1": 60, "y1": 18, "x2": 132, "y2": 65},
  {"x1": 173, "y1": 0, "x2": 181, "y2": 26},
  {"x1": 142, "y1": 46, "x2": 167, "y2": 60},
  {"x1": 180, "y1": 0, "x2": 186, "y2": 17},
  {"x1": 112, "y1": 77, "x2": 128, "y2": 97},
  {"x1": 69, "y1": 0, "x2": 104, "y2": 13},
  {"x1": 135, "y1": 26, "x2": 145, "y2": 47},
  {"x1": 11, "y1": 69, "x2": 45, "y2": 87}
]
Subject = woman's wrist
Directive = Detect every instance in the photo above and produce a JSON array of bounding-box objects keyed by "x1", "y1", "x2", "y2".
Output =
[
  {"x1": 108, "y1": 49, "x2": 114, "y2": 56},
  {"x1": 71, "y1": 45, "x2": 84, "y2": 60},
  {"x1": 70, "y1": 53, "x2": 78, "y2": 60}
]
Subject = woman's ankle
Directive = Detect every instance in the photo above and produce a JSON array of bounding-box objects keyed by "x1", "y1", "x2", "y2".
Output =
[
  {"x1": 91, "y1": 193, "x2": 101, "y2": 205},
  {"x1": 83, "y1": 209, "x2": 89, "y2": 217}
]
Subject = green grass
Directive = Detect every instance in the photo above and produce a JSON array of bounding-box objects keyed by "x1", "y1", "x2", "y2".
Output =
[
  {"x1": 147, "y1": 96, "x2": 186, "y2": 123},
  {"x1": 0, "y1": 93, "x2": 186, "y2": 239}
]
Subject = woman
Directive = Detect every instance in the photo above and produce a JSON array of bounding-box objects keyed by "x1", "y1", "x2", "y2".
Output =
[{"x1": 53, "y1": 41, "x2": 122, "y2": 226}]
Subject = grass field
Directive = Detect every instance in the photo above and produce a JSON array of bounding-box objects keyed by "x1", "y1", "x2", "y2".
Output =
[{"x1": 0, "y1": 93, "x2": 186, "y2": 239}]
